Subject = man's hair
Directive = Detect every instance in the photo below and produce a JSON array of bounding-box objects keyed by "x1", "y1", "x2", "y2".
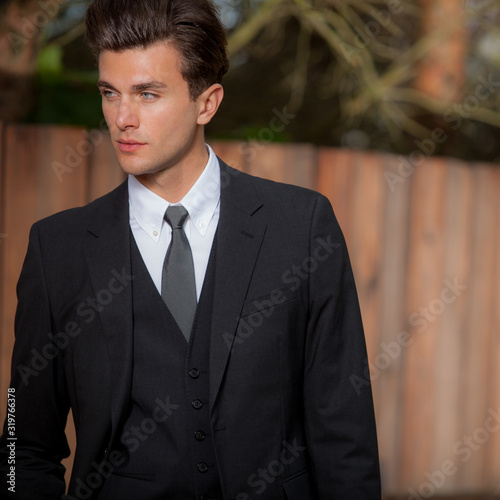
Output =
[{"x1": 85, "y1": 0, "x2": 229, "y2": 99}]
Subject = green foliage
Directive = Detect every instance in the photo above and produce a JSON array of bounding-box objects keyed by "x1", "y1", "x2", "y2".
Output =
[
  {"x1": 38, "y1": 46, "x2": 64, "y2": 77},
  {"x1": 26, "y1": 70, "x2": 102, "y2": 128}
]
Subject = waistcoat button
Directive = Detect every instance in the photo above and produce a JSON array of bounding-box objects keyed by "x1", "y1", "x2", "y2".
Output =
[
  {"x1": 189, "y1": 368, "x2": 200, "y2": 379},
  {"x1": 197, "y1": 462, "x2": 208, "y2": 473},
  {"x1": 192, "y1": 399, "x2": 203, "y2": 409},
  {"x1": 195, "y1": 430, "x2": 206, "y2": 441}
]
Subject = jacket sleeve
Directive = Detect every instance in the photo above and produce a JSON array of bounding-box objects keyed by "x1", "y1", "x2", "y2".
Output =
[
  {"x1": 0, "y1": 223, "x2": 70, "y2": 499},
  {"x1": 303, "y1": 195, "x2": 381, "y2": 499}
]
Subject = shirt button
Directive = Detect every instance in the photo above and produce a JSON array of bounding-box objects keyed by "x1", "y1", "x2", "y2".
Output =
[
  {"x1": 195, "y1": 430, "x2": 206, "y2": 441},
  {"x1": 197, "y1": 462, "x2": 208, "y2": 473},
  {"x1": 199, "y1": 221, "x2": 206, "y2": 229},
  {"x1": 189, "y1": 368, "x2": 200, "y2": 379},
  {"x1": 153, "y1": 230, "x2": 159, "y2": 237},
  {"x1": 192, "y1": 399, "x2": 203, "y2": 410}
]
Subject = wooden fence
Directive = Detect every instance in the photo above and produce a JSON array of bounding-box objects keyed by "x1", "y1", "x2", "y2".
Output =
[{"x1": 0, "y1": 123, "x2": 499, "y2": 496}]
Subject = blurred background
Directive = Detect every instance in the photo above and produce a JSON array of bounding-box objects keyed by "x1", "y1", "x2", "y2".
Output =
[
  {"x1": 2, "y1": 0, "x2": 500, "y2": 160},
  {"x1": 0, "y1": 0, "x2": 499, "y2": 498}
]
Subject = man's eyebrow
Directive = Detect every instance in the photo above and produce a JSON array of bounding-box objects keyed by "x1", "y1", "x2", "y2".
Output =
[
  {"x1": 132, "y1": 81, "x2": 167, "y2": 92},
  {"x1": 96, "y1": 80, "x2": 167, "y2": 92},
  {"x1": 97, "y1": 80, "x2": 116, "y2": 90}
]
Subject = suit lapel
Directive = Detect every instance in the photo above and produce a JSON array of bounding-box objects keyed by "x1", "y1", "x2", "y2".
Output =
[
  {"x1": 210, "y1": 162, "x2": 266, "y2": 411},
  {"x1": 83, "y1": 181, "x2": 134, "y2": 444}
]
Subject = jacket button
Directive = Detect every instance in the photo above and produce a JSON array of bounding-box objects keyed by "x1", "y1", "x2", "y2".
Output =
[
  {"x1": 197, "y1": 462, "x2": 208, "y2": 473},
  {"x1": 192, "y1": 399, "x2": 203, "y2": 409},
  {"x1": 195, "y1": 430, "x2": 206, "y2": 441},
  {"x1": 189, "y1": 368, "x2": 200, "y2": 379}
]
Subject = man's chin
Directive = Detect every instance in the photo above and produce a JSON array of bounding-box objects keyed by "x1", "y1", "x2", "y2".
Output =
[
  {"x1": 116, "y1": 158, "x2": 177, "y2": 177},
  {"x1": 118, "y1": 165, "x2": 174, "y2": 182},
  {"x1": 115, "y1": 159, "x2": 155, "y2": 177}
]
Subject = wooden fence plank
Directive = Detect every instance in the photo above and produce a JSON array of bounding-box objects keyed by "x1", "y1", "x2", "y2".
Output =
[
  {"x1": 348, "y1": 151, "x2": 386, "y2": 486},
  {"x1": 400, "y1": 158, "x2": 447, "y2": 488},
  {"x1": 430, "y1": 159, "x2": 473, "y2": 493},
  {"x1": 485, "y1": 167, "x2": 500, "y2": 485},
  {"x1": 375, "y1": 153, "x2": 412, "y2": 491},
  {"x1": 349, "y1": 152, "x2": 386, "y2": 375},
  {"x1": 457, "y1": 164, "x2": 497, "y2": 488}
]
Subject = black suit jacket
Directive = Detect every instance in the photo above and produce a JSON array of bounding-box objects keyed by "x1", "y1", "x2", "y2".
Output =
[{"x1": 0, "y1": 160, "x2": 381, "y2": 499}]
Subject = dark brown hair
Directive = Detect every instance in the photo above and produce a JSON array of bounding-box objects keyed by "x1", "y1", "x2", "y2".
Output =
[{"x1": 85, "y1": 0, "x2": 229, "y2": 99}]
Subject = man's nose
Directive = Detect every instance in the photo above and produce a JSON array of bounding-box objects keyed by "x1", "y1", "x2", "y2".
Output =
[{"x1": 115, "y1": 100, "x2": 139, "y2": 130}]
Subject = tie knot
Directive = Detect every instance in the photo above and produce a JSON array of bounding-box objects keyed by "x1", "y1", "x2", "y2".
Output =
[{"x1": 164, "y1": 205, "x2": 189, "y2": 229}]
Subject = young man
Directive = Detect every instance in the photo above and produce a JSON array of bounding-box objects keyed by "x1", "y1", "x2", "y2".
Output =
[{"x1": 0, "y1": 0, "x2": 381, "y2": 498}]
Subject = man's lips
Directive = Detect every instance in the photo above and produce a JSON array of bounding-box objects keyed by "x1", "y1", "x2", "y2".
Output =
[{"x1": 117, "y1": 140, "x2": 146, "y2": 153}]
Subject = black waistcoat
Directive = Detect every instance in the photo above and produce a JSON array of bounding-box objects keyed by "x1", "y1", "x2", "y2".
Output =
[{"x1": 98, "y1": 232, "x2": 222, "y2": 500}]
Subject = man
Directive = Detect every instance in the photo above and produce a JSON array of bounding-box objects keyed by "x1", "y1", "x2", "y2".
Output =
[{"x1": 0, "y1": 0, "x2": 381, "y2": 498}]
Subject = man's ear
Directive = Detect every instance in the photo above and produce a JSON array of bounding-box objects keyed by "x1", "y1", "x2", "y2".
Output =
[{"x1": 197, "y1": 84, "x2": 224, "y2": 125}]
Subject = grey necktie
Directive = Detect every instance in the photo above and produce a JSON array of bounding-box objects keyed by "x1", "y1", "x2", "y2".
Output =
[{"x1": 161, "y1": 205, "x2": 197, "y2": 341}]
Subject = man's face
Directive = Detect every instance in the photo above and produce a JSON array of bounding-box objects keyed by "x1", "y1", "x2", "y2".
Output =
[{"x1": 98, "y1": 42, "x2": 205, "y2": 177}]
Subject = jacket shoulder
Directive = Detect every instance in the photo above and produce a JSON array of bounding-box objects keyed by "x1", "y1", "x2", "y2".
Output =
[{"x1": 222, "y1": 161, "x2": 329, "y2": 211}]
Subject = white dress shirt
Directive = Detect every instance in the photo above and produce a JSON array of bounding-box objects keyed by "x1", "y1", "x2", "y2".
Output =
[{"x1": 128, "y1": 145, "x2": 221, "y2": 300}]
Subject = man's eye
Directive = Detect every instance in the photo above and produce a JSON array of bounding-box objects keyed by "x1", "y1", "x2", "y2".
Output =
[
  {"x1": 141, "y1": 92, "x2": 158, "y2": 100},
  {"x1": 101, "y1": 90, "x2": 117, "y2": 98}
]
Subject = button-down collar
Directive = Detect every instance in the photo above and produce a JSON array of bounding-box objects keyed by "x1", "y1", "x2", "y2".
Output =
[{"x1": 128, "y1": 145, "x2": 221, "y2": 242}]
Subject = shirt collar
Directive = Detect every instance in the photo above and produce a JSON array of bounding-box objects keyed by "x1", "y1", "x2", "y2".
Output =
[{"x1": 128, "y1": 144, "x2": 221, "y2": 242}]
